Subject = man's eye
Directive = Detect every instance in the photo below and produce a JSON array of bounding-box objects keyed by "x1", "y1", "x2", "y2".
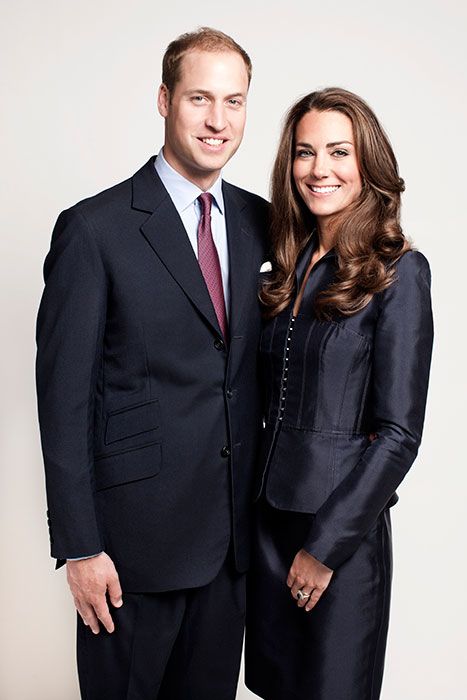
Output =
[
  {"x1": 228, "y1": 99, "x2": 241, "y2": 106},
  {"x1": 192, "y1": 95, "x2": 206, "y2": 103}
]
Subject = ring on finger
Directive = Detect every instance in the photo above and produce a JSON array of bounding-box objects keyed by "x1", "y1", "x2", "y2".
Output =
[{"x1": 296, "y1": 589, "x2": 311, "y2": 601}]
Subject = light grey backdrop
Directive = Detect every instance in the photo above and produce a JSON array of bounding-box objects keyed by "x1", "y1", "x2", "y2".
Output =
[{"x1": 1, "y1": 0, "x2": 466, "y2": 698}]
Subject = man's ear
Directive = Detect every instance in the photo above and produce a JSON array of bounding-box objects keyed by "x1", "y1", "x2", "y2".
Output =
[{"x1": 157, "y1": 83, "x2": 170, "y2": 118}]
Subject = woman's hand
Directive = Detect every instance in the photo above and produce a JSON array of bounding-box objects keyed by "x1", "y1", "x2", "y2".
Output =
[{"x1": 287, "y1": 549, "x2": 333, "y2": 612}]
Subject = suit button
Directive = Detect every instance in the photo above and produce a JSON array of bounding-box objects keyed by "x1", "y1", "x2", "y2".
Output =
[
  {"x1": 221, "y1": 446, "x2": 231, "y2": 458},
  {"x1": 214, "y1": 338, "x2": 225, "y2": 351},
  {"x1": 226, "y1": 389, "x2": 233, "y2": 399}
]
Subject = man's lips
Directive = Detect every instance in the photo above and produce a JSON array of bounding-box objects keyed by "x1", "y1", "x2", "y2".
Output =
[{"x1": 197, "y1": 137, "x2": 229, "y2": 148}]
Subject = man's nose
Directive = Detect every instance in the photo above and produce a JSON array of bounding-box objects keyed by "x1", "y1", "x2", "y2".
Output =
[{"x1": 205, "y1": 103, "x2": 227, "y2": 132}]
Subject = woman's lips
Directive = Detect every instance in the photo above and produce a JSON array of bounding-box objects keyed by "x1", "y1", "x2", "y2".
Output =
[{"x1": 306, "y1": 184, "x2": 341, "y2": 196}]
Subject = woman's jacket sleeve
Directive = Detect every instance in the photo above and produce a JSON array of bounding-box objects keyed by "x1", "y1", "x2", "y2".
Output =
[{"x1": 303, "y1": 251, "x2": 434, "y2": 569}]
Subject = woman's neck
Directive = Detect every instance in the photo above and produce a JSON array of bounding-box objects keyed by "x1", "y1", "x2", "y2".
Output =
[{"x1": 313, "y1": 221, "x2": 336, "y2": 261}]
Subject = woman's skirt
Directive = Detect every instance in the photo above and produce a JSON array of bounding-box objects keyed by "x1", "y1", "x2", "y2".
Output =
[{"x1": 245, "y1": 501, "x2": 392, "y2": 700}]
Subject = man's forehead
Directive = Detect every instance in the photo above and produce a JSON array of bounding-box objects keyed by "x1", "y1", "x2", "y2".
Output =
[{"x1": 177, "y1": 49, "x2": 249, "y2": 84}]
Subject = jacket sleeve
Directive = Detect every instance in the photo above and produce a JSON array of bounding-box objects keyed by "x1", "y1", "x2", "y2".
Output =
[
  {"x1": 36, "y1": 208, "x2": 107, "y2": 560},
  {"x1": 303, "y1": 251, "x2": 434, "y2": 569}
]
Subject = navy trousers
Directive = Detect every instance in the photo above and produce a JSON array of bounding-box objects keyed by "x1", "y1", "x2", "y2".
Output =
[{"x1": 77, "y1": 555, "x2": 246, "y2": 700}]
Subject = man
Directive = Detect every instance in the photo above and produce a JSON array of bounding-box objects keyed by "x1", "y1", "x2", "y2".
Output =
[{"x1": 36, "y1": 27, "x2": 268, "y2": 699}]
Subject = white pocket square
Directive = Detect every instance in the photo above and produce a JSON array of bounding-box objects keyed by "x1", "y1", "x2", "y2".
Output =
[{"x1": 260, "y1": 261, "x2": 272, "y2": 273}]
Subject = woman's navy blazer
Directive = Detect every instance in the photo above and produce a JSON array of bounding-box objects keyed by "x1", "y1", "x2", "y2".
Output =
[{"x1": 257, "y1": 239, "x2": 434, "y2": 570}]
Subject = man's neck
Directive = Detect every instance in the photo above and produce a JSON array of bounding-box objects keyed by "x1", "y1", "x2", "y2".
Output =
[{"x1": 160, "y1": 146, "x2": 221, "y2": 191}]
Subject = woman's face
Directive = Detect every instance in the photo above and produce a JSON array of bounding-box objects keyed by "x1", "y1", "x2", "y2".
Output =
[{"x1": 293, "y1": 109, "x2": 362, "y2": 230}]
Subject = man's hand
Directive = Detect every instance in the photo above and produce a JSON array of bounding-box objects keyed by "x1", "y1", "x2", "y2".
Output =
[
  {"x1": 66, "y1": 552, "x2": 123, "y2": 634},
  {"x1": 286, "y1": 548, "x2": 333, "y2": 612}
]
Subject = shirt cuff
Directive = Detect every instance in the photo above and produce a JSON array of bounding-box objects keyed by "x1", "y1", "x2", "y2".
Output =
[{"x1": 66, "y1": 551, "x2": 103, "y2": 561}]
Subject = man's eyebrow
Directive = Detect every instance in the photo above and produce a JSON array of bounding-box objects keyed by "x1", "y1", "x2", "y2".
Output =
[{"x1": 184, "y1": 89, "x2": 247, "y2": 99}]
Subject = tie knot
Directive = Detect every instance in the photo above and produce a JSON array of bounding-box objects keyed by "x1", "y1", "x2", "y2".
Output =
[{"x1": 198, "y1": 192, "x2": 213, "y2": 217}]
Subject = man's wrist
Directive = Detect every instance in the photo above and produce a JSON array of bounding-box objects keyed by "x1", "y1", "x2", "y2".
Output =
[{"x1": 67, "y1": 551, "x2": 103, "y2": 562}]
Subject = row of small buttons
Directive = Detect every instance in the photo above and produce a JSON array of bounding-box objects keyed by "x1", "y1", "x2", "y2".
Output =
[{"x1": 278, "y1": 316, "x2": 296, "y2": 422}]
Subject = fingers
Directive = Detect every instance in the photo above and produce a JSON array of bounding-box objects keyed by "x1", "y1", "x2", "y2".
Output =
[
  {"x1": 67, "y1": 554, "x2": 122, "y2": 634},
  {"x1": 290, "y1": 577, "x2": 306, "y2": 602},
  {"x1": 288, "y1": 575, "x2": 329, "y2": 612},
  {"x1": 296, "y1": 587, "x2": 313, "y2": 608},
  {"x1": 93, "y1": 597, "x2": 115, "y2": 634},
  {"x1": 287, "y1": 549, "x2": 334, "y2": 612},
  {"x1": 77, "y1": 595, "x2": 115, "y2": 634},
  {"x1": 305, "y1": 586, "x2": 324, "y2": 612},
  {"x1": 76, "y1": 601, "x2": 100, "y2": 634},
  {"x1": 107, "y1": 575, "x2": 123, "y2": 609}
]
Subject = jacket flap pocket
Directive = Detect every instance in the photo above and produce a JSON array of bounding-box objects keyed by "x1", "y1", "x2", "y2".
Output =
[
  {"x1": 95, "y1": 442, "x2": 161, "y2": 491},
  {"x1": 105, "y1": 399, "x2": 160, "y2": 445}
]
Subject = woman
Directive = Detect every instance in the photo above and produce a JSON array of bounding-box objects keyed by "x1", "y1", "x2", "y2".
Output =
[{"x1": 245, "y1": 88, "x2": 433, "y2": 700}]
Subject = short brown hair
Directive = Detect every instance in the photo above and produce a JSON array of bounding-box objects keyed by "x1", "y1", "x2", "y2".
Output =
[{"x1": 162, "y1": 27, "x2": 252, "y2": 93}]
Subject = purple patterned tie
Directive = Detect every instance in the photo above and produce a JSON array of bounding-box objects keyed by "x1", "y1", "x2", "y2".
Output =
[{"x1": 197, "y1": 193, "x2": 228, "y2": 340}]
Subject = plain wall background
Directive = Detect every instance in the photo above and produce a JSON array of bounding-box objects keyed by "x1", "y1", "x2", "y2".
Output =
[{"x1": 1, "y1": 0, "x2": 466, "y2": 697}]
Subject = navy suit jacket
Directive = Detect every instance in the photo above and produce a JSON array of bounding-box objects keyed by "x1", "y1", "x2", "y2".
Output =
[{"x1": 36, "y1": 156, "x2": 269, "y2": 592}]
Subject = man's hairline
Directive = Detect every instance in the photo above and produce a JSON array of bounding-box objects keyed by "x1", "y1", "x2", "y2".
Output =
[{"x1": 163, "y1": 47, "x2": 252, "y2": 98}]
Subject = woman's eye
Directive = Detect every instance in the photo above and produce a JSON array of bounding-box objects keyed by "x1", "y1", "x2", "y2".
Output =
[
  {"x1": 296, "y1": 150, "x2": 313, "y2": 158},
  {"x1": 332, "y1": 149, "x2": 349, "y2": 157}
]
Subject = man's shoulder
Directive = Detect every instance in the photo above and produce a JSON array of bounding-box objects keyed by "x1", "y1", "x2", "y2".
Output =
[
  {"x1": 64, "y1": 157, "x2": 155, "y2": 225},
  {"x1": 223, "y1": 181, "x2": 269, "y2": 214},
  {"x1": 66, "y1": 175, "x2": 132, "y2": 225}
]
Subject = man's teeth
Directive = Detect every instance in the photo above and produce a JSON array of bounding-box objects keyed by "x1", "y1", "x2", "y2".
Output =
[
  {"x1": 202, "y1": 138, "x2": 224, "y2": 146},
  {"x1": 311, "y1": 185, "x2": 340, "y2": 193}
]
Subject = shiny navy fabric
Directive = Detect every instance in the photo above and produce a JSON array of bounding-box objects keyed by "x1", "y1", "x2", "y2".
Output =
[
  {"x1": 245, "y1": 502, "x2": 392, "y2": 700},
  {"x1": 246, "y1": 238, "x2": 433, "y2": 699},
  {"x1": 255, "y1": 238, "x2": 434, "y2": 570}
]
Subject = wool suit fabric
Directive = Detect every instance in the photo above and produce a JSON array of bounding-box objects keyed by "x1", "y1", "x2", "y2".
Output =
[{"x1": 36, "y1": 156, "x2": 269, "y2": 698}]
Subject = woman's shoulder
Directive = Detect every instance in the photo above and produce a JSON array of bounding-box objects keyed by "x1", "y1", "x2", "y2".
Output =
[
  {"x1": 393, "y1": 249, "x2": 430, "y2": 277},
  {"x1": 377, "y1": 249, "x2": 432, "y2": 311}
]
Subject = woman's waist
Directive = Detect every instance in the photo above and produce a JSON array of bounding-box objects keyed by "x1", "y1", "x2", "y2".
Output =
[{"x1": 257, "y1": 424, "x2": 372, "y2": 513}]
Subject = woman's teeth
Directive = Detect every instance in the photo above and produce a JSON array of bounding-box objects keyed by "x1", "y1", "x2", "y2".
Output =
[{"x1": 310, "y1": 185, "x2": 340, "y2": 193}]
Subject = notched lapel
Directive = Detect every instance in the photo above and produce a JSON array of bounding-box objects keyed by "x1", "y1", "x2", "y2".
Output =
[
  {"x1": 133, "y1": 160, "x2": 222, "y2": 338},
  {"x1": 223, "y1": 183, "x2": 256, "y2": 337}
]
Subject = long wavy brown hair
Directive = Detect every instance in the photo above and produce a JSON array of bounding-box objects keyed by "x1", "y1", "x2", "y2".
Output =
[{"x1": 261, "y1": 87, "x2": 411, "y2": 319}]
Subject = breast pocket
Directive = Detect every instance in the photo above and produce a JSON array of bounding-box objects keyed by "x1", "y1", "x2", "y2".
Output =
[{"x1": 94, "y1": 399, "x2": 162, "y2": 490}]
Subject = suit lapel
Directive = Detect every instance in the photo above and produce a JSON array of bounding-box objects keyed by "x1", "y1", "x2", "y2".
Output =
[
  {"x1": 133, "y1": 158, "x2": 222, "y2": 337},
  {"x1": 223, "y1": 182, "x2": 255, "y2": 338}
]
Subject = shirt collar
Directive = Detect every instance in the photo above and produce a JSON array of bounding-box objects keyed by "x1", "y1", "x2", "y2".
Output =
[{"x1": 155, "y1": 148, "x2": 224, "y2": 215}]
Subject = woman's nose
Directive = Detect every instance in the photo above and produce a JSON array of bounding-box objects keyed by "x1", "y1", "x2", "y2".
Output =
[{"x1": 310, "y1": 154, "x2": 330, "y2": 179}]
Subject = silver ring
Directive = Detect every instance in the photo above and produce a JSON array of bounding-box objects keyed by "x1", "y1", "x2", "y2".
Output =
[{"x1": 297, "y1": 589, "x2": 311, "y2": 601}]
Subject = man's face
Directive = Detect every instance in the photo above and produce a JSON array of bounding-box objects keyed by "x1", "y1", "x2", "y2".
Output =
[{"x1": 158, "y1": 50, "x2": 249, "y2": 189}]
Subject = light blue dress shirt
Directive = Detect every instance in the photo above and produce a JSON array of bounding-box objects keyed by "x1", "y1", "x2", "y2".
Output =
[{"x1": 154, "y1": 148, "x2": 230, "y2": 316}]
